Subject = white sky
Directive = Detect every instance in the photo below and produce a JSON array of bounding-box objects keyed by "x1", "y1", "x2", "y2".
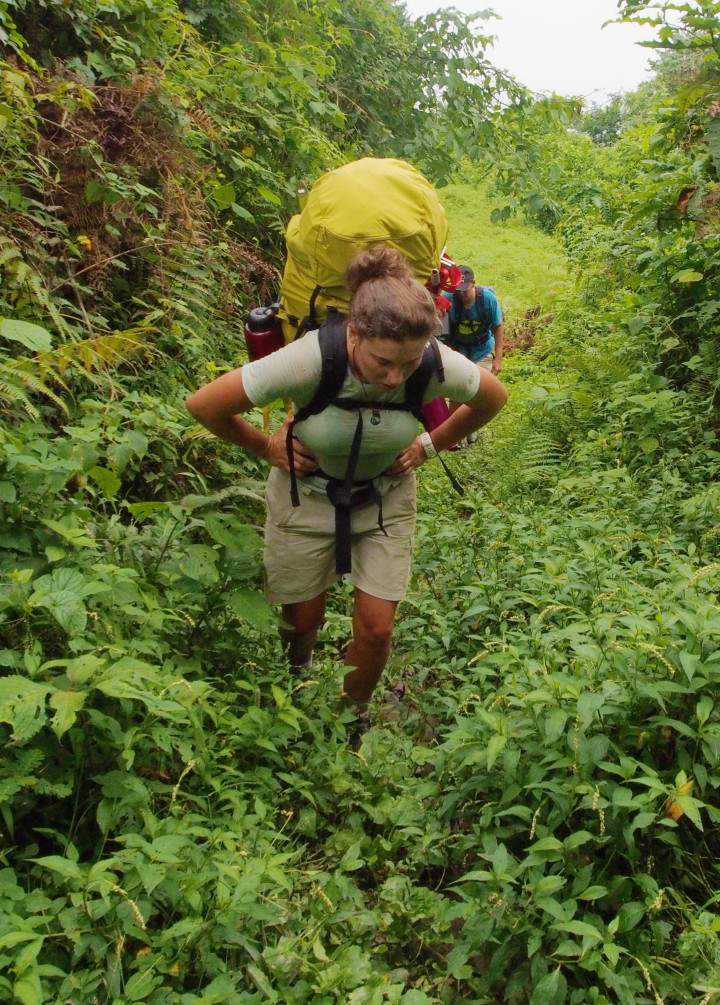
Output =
[{"x1": 403, "y1": 0, "x2": 658, "y2": 104}]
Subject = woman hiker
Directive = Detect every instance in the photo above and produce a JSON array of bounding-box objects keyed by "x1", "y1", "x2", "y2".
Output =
[{"x1": 186, "y1": 245, "x2": 508, "y2": 733}]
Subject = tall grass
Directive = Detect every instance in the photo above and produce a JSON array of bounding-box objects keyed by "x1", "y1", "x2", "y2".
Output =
[{"x1": 439, "y1": 179, "x2": 571, "y2": 320}]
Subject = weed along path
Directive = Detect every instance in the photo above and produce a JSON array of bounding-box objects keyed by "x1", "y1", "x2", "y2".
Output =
[
  {"x1": 377, "y1": 181, "x2": 570, "y2": 737},
  {"x1": 328, "y1": 177, "x2": 720, "y2": 1001}
]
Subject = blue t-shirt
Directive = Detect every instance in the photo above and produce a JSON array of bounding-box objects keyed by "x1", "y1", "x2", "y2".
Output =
[{"x1": 442, "y1": 287, "x2": 502, "y2": 363}]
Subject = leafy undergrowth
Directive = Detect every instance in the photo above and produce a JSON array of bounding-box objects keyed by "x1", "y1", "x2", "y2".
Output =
[
  {"x1": 4, "y1": 195, "x2": 720, "y2": 1005},
  {"x1": 3, "y1": 359, "x2": 720, "y2": 1004}
]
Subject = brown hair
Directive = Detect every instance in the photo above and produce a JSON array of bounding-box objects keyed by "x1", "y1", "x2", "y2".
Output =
[{"x1": 346, "y1": 245, "x2": 440, "y2": 343}]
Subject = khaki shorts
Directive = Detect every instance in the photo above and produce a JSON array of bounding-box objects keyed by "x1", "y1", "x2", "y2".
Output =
[
  {"x1": 477, "y1": 354, "x2": 493, "y2": 371},
  {"x1": 263, "y1": 467, "x2": 417, "y2": 605}
]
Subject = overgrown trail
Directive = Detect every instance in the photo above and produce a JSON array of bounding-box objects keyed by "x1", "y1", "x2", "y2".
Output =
[{"x1": 4, "y1": 0, "x2": 720, "y2": 999}]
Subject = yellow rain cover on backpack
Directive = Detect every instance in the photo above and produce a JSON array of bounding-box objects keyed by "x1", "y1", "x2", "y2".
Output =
[{"x1": 280, "y1": 157, "x2": 448, "y2": 342}]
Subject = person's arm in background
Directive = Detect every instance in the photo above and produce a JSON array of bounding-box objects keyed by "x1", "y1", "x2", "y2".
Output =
[{"x1": 492, "y1": 320, "x2": 504, "y2": 375}]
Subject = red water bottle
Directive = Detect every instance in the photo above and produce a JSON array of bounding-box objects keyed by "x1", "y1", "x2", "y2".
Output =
[
  {"x1": 244, "y1": 304, "x2": 285, "y2": 361},
  {"x1": 422, "y1": 396, "x2": 451, "y2": 431}
]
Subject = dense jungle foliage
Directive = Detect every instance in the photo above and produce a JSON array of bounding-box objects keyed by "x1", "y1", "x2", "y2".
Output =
[{"x1": 3, "y1": 0, "x2": 720, "y2": 1002}]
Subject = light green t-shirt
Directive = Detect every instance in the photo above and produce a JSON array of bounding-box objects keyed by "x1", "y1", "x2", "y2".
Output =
[{"x1": 242, "y1": 330, "x2": 480, "y2": 490}]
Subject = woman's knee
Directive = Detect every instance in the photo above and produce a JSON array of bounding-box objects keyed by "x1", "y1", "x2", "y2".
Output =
[
  {"x1": 353, "y1": 592, "x2": 398, "y2": 648},
  {"x1": 354, "y1": 613, "x2": 395, "y2": 648}
]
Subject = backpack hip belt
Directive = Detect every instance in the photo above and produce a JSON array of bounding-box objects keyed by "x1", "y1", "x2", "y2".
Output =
[{"x1": 319, "y1": 471, "x2": 385, "y2": 576}]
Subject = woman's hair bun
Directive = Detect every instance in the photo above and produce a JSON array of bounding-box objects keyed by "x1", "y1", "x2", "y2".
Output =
[
  {"x1": 346, "y1": 244, "x2": 440, "y2": 343},
  {"x1": 346, "y1": 245, "x2": 413, "y2": 293}
]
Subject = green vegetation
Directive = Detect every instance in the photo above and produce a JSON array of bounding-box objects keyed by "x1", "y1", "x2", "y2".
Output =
[
  {"x1": 3, "y1": 0, "x2": 720, "y2": 1002},
  {"x1": 439, "y1": 180, "x2": 570, "y2": 318}
]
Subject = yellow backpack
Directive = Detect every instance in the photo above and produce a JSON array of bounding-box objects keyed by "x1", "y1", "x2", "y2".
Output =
[{"x1": 279, "y1": 157, "x2": 449, "y2": 342}]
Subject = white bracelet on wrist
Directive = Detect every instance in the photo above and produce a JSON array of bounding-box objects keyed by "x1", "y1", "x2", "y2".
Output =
[{"x1": 419, "y1": 431, "x2": 437, "y2": 459}]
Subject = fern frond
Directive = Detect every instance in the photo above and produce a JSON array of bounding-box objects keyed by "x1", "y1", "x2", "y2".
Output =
[
  {"x1": 518, "y1": 430, "x2": 565, "y2": 483},
  {"x1": 12, "y1": 369, "x2": 68, "y2": 411},
  {"x1": 29, "y1": 330, "x2": 154, "y2": 380},
  {"x1": 0, "y1": 372, "x2": 41, "y2": 420}
]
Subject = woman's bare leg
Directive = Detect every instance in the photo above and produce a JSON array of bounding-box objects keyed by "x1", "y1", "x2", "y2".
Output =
[
  {"x1": 343, "y1": 589, "x2": 398, "y2": 705},
  {"x1": 280, "y1": 592, "x2": 328, "y2": 671}
]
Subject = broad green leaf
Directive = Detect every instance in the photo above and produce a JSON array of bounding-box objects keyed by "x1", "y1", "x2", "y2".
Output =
[
  {"x1": 563, "y1": 830, "x2": 594, "y2": 850},
  {"x1": 679, "y1": 651, "x2": 701, "y2": 682},
  {"x1": 0, "y1": 932, "x2": 41, "y2": 950},
  {"x1": 124, "y1": 969, "x2": 162, "y2": 1002},
  {"x1": 29, "y1": 586, "x2": 86, "y2": 635},
  {"x1": 12, "y1": 976, "x2": 42, "y2": 1005},
  {"x1": 672, "y1": 269, "x2": 703, "y2": 283},
  {"x1": 491, "y1": 843, "x2": 509, "y2": 877},
  {"x1": 257, "y1": 185, "x2": 282, "y2": 205},
  {"x1": 576, "y1": 885, "x2": 608, "y2": 901},
  {"x1": 0, "y1": 677, "x2": 50, "y2": 742},
  {"x1": 203, "y1": 513, "x2": 263, "y2": 552},
  {"x1": 0, "y1": 481, "x2": 16, "y2": 502},
  {"x1": 673, "y1": 793, "x2": 704, "y2": 830},
  {"x1": 66, "y1": 654, "x2": 106, "y2": 685},
  {"x1": 107, "y1": 430, "x2": 148, "y2": 471},
  {"x1": 697, "y1": 695, "x2": 713, "y2": 725},
  {"x1": 0, "y1": 318, "x2": 53, "y2": 352},
  {"x1": 179, "y1": 545, "x2": 219, "y2": 585},
  {"x1": 617, "y1": 901, "x2": 645, "y2": 932},
  {"x1": 486, "y1": 732, "x2": 506, "y2": 770},
  {"x1": 41, "y1": 517, "x2": 97, "y2": 549},
  {"x1": 0, "y1": 101, "x2": 14, "y2": 128},
  {"x1": 95, "y1": 658, "x2": 168, "y2": 708},
  {"x1": 226, "y1": 588, "x2": 277, "y2": 633},
  {"x1": 84, "y1": 179, "x2": 105, "y2": 204},
  {"x1": 13, "y1": 937, "x2": 42, "y2": 973},
  {"x1": 552, "y1": 920, "x2": 603, "y2": 944},
  {"x1": 125, "y1": 501, "x2": 168, "y2": 521},
  {"x1": 231, "y1": 201, "x2": 254, "y2": 221},
  {"x1": 247, "y1": 964, "x2": 274, "y2": 997},
  {"x1": 89, "y1": 465, "x2": 122, "y2": 499},
  {"x1": 625, "y1": 314, "x2": 652, "y2": 337},
  {"x1": 544, "y1": 708, "x2": 567, "y2": 744},
  {"x1": 534, "y1": 874, "x2": 566, "y2": 897},
  {"x1": 530, "y1": 967, "x2": 567, "y2": 1005},
  {"x1": 639, "y1": 436, "x2": 659, "y2": 454},
  {"x1": 50, "y1": 689, "x2": 86, "y2": 738},
  {"x1": 529, "y1": 836, "x2": 563, "y2": 853},
  {"x1": 312, "y1": 936, "x2": 329, "y2": 962},
  {"x1": 212, "y1": 183, "x2": 235, "y2": 210},
  {"x1": 30, "y1": 855, "x2": 83, "y2": 881},
  {"x1": 535, "y1": 897, "x2": 574, "y2": 921}
]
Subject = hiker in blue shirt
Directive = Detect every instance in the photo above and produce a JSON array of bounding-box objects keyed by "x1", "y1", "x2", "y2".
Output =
[
  {"x1": 442, "y1": 265, "x2": 504, "y2": 446},
  {"x1": 442, "y1": 265, "x2": 504, "y2": 376}
]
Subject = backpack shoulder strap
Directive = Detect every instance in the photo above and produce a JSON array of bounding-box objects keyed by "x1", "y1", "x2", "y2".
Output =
[
  {"x1": 404, "y1": 336, "x2": 444, "y2": 417},
  {"x1": 452, "y1": 290, "x2": 463, "y2": 322},
  {"x1": 287, "y1": 310, "x2": 348, "y2": 506},
  {"x1": 472, "y1": 284, "x2": 484, "y2": 322},
  {"x1": 294, "y1": 310, "x2": 348, "y2": 423}
]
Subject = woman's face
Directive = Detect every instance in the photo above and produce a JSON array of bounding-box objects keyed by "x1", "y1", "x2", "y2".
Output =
[{"x1": 347, "y1": 326, "x2": 428, "y2": 392}]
